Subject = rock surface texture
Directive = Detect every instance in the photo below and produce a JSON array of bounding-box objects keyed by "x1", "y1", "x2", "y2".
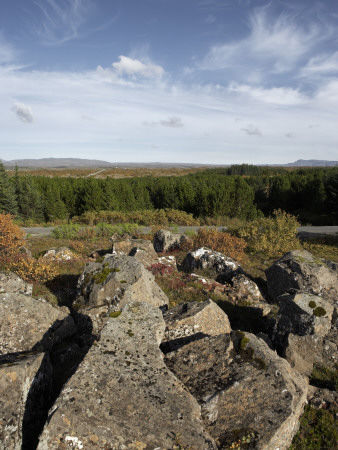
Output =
[
  {"x1": 0, "y1": 271, "x2": 32, "y2": 296},
  {"x1": 38, "y1": 301, "x2": 217, "y2": 449},
  {"x1": 153, "y1": 229, "x2": 187, "y2": 252}
]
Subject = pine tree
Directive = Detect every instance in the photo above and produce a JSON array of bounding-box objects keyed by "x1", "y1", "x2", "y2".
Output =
[{"x1": 0, "y1": 162, "x2": 18, "y2": 214}]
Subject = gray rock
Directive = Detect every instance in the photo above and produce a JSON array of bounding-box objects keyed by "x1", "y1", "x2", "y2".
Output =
[
  {"x1": 38, "y1": 302, "x2": 216, "y2": 449},
  {"x1": 266, "y1": 250, "x2": 338, "y2": 302},
  {"x1": 165, "y1": 331, "x2": 307, "y2": 450},
  {"x1": 0, "y1": 292, "x2": 75, "y2": 355},
  {"x1": 162, "y1": 299, "x2": 232, "y2": 352},
  {"x1": 0, "y1": 352, "x2": 50, "y2": 450},
  {"x1": 0, "y1": 271, "x2": 32, "y2": 296},
  {"x1": 42, "y1": 247, "x2": 74, "y2": 261},
  {"x1": 75, "y1": 255, "x2": 169, "y2": 313},
  {"x1": 153, "y1": 229, "x2": 187, "y2": 253},
  {"x1": 182, "y1": 247, "x2": 242, "y2": 281}
]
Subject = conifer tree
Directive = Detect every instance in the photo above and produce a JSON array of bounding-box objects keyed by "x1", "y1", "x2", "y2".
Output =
[{"x1": 0, "y1": 162, "x2": 18, "y2": 214}]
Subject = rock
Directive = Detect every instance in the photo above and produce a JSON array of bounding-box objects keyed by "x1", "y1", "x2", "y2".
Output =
[
  {"x1": 43, "y1": 247, "x2": 74, "y2": 261},
  {"x1": 128, "y1": 244, "x2": 158, "y2": 268},
  {"x1": 0, "y1": 292, "x2": 76, "y2": 355},
  {"x1": 0, "y1": 352, "x2": 51, "y2": 450},
  {"x1": 307, "y1": 385, "x2": 338, "y2": 411},
  {"x1": 266, "y1": 250, "x2": 338, "y2": 302},
  {"x1": 0, "y1": 271, "x2": 33, "y2": 296},
  {"x1": 158, "y1": 254, "x2": 178, "y2": 270},
  {"x1": 75, "y1": 255, "x2": 169, "y2": 313},
  {"x1": 231, "y1": 274, "x2": 264, "y2": 303},
  {"x1": 161, "y1": 299, "x2": 232, "y2": 353},
  {"x1": 38, "y1": 302, "x2": 216, "y2": 449},
  {"x1": 153, "y1": 229, "x2": 187, "y2": 252},
  {"x1": 164, "y1": 331, "x2": 307, "y2": 450},
  {"x1": 182, "y1": 247, "x2": 242, "y2": 282},
  {"x1": 272, "y1": 293, "x2": 335, "y2": 375}
]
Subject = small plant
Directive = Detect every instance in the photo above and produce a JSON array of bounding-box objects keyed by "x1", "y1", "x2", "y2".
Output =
[{"x1": 52, "y1": 224, "x2": 80, "y2": 239}]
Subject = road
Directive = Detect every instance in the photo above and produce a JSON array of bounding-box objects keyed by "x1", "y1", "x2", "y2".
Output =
[{"x1": 22, "y1": 225, "x2": 338, "y2": 238}]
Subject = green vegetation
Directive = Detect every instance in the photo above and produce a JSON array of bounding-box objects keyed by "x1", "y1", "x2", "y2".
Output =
[
  {"x1": 109, "y1": 311, "x2": 122, "y2": 318},
  {"x1": 309, "y1": 300, "x2": 317, "y2": 309},
  {"x1": 313, "y1": 306, "x2": 327, "y2": 317},
  {"x1": 310, "y1": 365, "x2": 338, "y2": 391}
]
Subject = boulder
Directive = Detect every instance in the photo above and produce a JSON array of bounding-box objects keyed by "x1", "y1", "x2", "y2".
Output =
[
  {"x1": 182, "y1": 247, "x2": 243, "y2": 282},
  {"x1": 266, "y1": 250, "x2": 338, "y2": 302},
  {"x1": 0, "y1": 292, "x2": 76, "y2": 355},
  {"x1": 164, "y1": 331, "x2": 307, "y2": 450},
  {"x1": 38, "y1": 302, "x2": 216, "y2": 449},
  {"x1": 75, "y1": 255, "x2": 169, "y2": 313},
  {"x1": 158, "y1": 254, "x2": 178, "y2": 271},
  {"x1": 0, "y1": 352, "x2": 51, "y2": 450},
  {"x1": 161, "y1": 299, "x2": 231, "y2": 353},
  {"x1": 43, "y1": 247, "x2": 74, "y2": 261},
  {"x1": 153, "y1": 229, "x2": 187, "y2": 252},
  {"x1": 0, "y1": 271, "x2": 33, "y2": 296}
]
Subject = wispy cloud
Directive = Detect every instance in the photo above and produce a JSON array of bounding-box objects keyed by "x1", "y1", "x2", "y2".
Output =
[
  {"x1": 300, "y1": 52, "x2": 338, "y2": 77},
  {"x1": 241, "y1": 124, "x2": 262, "y2": 136},
  {"x1": 229, "y1": 83, "x2": 307, "y2": 106},
  {"x1": 12, "y1": 103, "x2": 34, "y2": 123},
  {"x1": 0, "y1": 35, "x2": 16, "y2": 64},
  {"x1": 144, "y1": 116, "x2": 184, "y2": 128},
  {"x1": 33, "y1": 0, "x2": 93, "y2": 44},
  {"x1": 111, "y1": 56, "x2": 165, "y2": 79}
]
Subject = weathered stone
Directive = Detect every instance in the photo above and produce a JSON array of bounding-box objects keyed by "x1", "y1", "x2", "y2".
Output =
[
  {"x1": 182, "y1": 247, "x2": 243, "y2": 281},
  {"x1": 75, "y1": 255, "x2": 169, "y2": 312},
  {"x1": 0, "y1": 352, "x2": 49, "y2": 450},
  {"x1": 161, "y1": 299, "x2": 231, "y2": 352},
  {"x1": 165, "y1": 331, "x2": 307, "y2": 450},
  {"x1": 153, "y1": 229, "x2": 187, "y2": 252},
  {"x1": 231, "y1": 274, "x2": 264, "y2": 303},
  {"x1": 0, "y1": 293, "x2": 76, "y2": 355},
  {"x1": 43, "y1": 247, "x2": 74, "y2": 261},
  {"x1": 0, "y1": 271, "x2": 32, "y2": 296},
  {"x1": 38, "y1": 302, "x2": 216, "y2": 449},
  {"x1": 266, "y1": 250, "x2": 338, "y2": 302},
  {"x1": 158, "y1": 254, "x2": 178, "y2": 271}
]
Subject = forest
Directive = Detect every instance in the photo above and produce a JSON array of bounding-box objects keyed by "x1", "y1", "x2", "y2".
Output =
[{"x1": 0, "y1": 162, "x2": 337, "y2": 225}]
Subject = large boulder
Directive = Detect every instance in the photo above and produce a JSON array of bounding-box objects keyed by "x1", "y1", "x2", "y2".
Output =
[
  {"x1": 75, "y1": 255, "x2": 169, "y2": 313},
  {"x1": 112, "y1": 237, "x2": 158, "y2": 268},
  {"x1": 161, "y1": 299, "x2": 232, "y2": 352},
  {"x1": 182, "y1": 248, "x2": 243, "y2": 282},
  {"x1": 0, "y1": 292, "x2": 76, "y2": 355},
  {"x1": 0, "y1": 352, "x2": 52, "y2": 450},
  {"x1": 153, "y1": 229, "x2": 187, "y2": 252},
  {"x1": 164, "y1": 330, "x2": 307, "y2": 450},
  {"x1": 266, "y1": 250, "x2": 338, "y2": 302},
  {"x1": 0, "y1": 271, "x2": 32, "y2": 296},
  {"x1": 38, "y1": 302, "x2": 216, "y2": 449}
]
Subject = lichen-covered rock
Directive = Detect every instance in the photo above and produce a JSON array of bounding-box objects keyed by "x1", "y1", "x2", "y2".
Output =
[
  {"x1": 182, "y1": 248, "x2": 243, "y2": 282},
  {"x1": 0, "y1": 293, "x2": 76, "y2": 355},
  {"x1": 161, "y1": 299, "x2": 231, "y2": 352},
  {"x1": 0, "y1": 271, "x2": 32, "y2": 296},
  {"x1": 42, "y1": 247, "x2": 74, "y2": 261},
  {"x1": 0, "y1": 353, "x2": 49, "y2": 450},
  {"x1": 165, "y1": 331, "x2": 307, "y2": 450},
  {"x1": 158, "y1": 254, "x2": 178, "y2": 270},
  {"x1": 266, "y1": 250, "x2": 338, "y2": 302},
  {"x1": 75, "y1": 255, "x2": 169, "y2": 313},
  {"x1": 38, "y1": 302, "x2": 216, "y2": 449},
  {"x1": 153, "y1": 229, "x2": 187, "y2": 252}
]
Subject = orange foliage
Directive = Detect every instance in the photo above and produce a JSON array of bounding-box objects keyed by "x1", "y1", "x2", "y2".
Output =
[
  {"x1": 0, "y1": 213, "x2": 25, "y2": 255},
  {"x1": 9, "y1": 256, "x2": 57, "y2": 283}
]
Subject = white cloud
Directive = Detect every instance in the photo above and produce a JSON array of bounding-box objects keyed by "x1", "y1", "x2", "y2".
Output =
[
  {"x1": 143, "y1": 116, "x2": 184, "y2": 128},
  {"x1": 300, "y1": 52, "x2": 338, "y2": 77},
  {"x1": 33, "y1": 0, "x2": 93, "y2": 44},
  {"x1": 241, "y1": 124, "x2": 262, "y2": 136},
  {"x1": 229, "y1": 83, "x2": 307, "y2": 106},
  {"x1": 0, "y1": 35, "x2": 16, "y2": 64},
  {"x1": 11, "y1": 103, "x2": 34, "y2": 123},
  {"x1": 111, "y1": 56, "x2": 165, "y2": 79}
]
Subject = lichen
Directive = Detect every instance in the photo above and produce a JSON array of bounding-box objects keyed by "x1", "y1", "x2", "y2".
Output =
[
  {"x1": 109, "y1": 311, "x2": 122, "y2": 318},
  {"x1": 308, "y1": 300, "x2": 317, "y2": 309},
  {"x1": 93, "y1": 267, "x2": 120, "y2": 284},
  {"x1": 313, "y1": 306, "x2": 326, "y2": 317}
]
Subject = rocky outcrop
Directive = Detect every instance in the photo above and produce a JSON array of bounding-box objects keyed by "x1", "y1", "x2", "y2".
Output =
[
  {"x1": 0, "y1": 271, "x2": 32, "y2": 296},
  {"x1": 75, "y1": 255, "x2": 169, "y2": 313},
  {"x1": 0, "y1": 292, "x2": 76, "y2": 355},
  {"x1": 153, "y1": 229, "x2": 187, "y2": 252},
  {"x1": 112, "y1": 237, "x2": 158, "y2": 267},
  {"x1": 38, "y1": 302, "x2": 217, "y2": 449},
  {"x1": 266, "y1": 250, "x2": 338, "y2": 302},
  {"x1": 161, "y1": 299, "x2": 231, "y2": 352},
  {"x1": 42, "y1": 247, "x2": 74, "y2": 261},
  {"x1": 165, "y1": 330, "x2": 308, "y2": 450},
  {"x1": 182, "y1": 247, "x2": 243, "y2": 282}
]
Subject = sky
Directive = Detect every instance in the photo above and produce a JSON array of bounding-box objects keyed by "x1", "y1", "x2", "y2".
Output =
[{"x1": 0, "y1": 0, "x2": 338, "y2": 165}]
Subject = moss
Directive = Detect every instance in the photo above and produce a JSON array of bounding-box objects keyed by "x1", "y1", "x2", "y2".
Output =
[
  {"x1": 308, "y1": 300, "x2": 317, "y2": 309},
  {"x1": 313, "y1": 306, "x2": 326, "y2": 317},
  {"x1": 120, "y1": 280, "x2": 127, "y2": 284},
  {"x1": 93, "y1": 267, "x2": 120, "y2": 284},
  {"x1": 109, "y1": 311, "x2": 122, "y2": 318},
  {"x1": 127, "y1": 329, "x2": 134, "y2": 337},
  {"x1": 310, "y1": 364, "x2": 338, "y2": 391},
  {"x1": 240, "y1": 336, "x2": 250, "y2": 350}
]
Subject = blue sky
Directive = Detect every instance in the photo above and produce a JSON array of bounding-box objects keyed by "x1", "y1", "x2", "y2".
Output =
[{"x1": 1, "y1": 0, "x2": 337, "y2": 164}]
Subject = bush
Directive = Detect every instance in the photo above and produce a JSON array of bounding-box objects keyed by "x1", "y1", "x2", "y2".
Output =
[
  {"x1": 9, "y1": 255, "x2": 57, "y2": 283},
  {"x1": 230, "y1": 209, "x2": 300, "y2": 257},
  {"x1": 188, "y1": 227, "x2": 247, "y2": 262},
  {"x1": 52, "y1": 224, "x2": 81, "y2": 239},
  {"x1": 0, "y1": 213, "x2": 25, "y2": 256}
]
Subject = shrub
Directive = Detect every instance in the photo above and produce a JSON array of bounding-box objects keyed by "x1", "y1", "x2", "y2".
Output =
[
  {"x1": 0, "y1": 213, "x2": 25, "y2": 256},
  {"x1": 230, "y1": 209, "x2": 300, "y2": 257},
  {"x1": 9, "y1": 255, "x2": 57, "y2": 283},
  {"x1": 188, "y1": 227, "x2": 247, "y2": 262},
  {"x1": 52, "y1": 224, "x2": 81, "y2": 239}
]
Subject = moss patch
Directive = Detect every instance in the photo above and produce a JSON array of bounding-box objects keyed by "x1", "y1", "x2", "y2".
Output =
[
  {"x1": 109, "y1": 311, "x2": 122, "y2": 318},
  {"x1": 310, "y1": 364, "x2": 338, "y2": 391},
  {"x1": 313, "y1": 306, "x2": 326, "y2": 317},
  {"x1": 93, "y1": 267, "x2": 120, "y2": 284},
  {"x1": 308, "y1": 300, "x2": 317, "y2": 309}
]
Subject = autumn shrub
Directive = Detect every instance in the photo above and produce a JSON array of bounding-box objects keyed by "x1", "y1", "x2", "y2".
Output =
[
  {"x1": 230, "y1": 209, "x2": 301, "y2": 257},
  {"x1": 0, "y1": 213, "x2": 25, "y2": 256},
  {"x1": 9, "y1": 255, "x2": 57, "y2": 283},
  {"x1": 186, "y1": 227, "x2": 247, "y2": 262}
]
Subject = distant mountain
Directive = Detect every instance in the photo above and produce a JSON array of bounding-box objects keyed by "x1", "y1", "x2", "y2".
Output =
[
  {"x1": 1, "y1": 158, "x2": 114, "y2": 168},
  {"x1": 283, "y1": 159, "x2": 338, "y2": 167}
]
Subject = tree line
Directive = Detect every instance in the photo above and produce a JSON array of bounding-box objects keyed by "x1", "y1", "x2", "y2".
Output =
[{"x1": 0, "y1": 163, "x2": 337, "y2": 224}]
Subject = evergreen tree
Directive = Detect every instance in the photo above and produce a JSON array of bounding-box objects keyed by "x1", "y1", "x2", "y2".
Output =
[{"x1": 0, "y1": 162, "x2": 17, "y2": 214}]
